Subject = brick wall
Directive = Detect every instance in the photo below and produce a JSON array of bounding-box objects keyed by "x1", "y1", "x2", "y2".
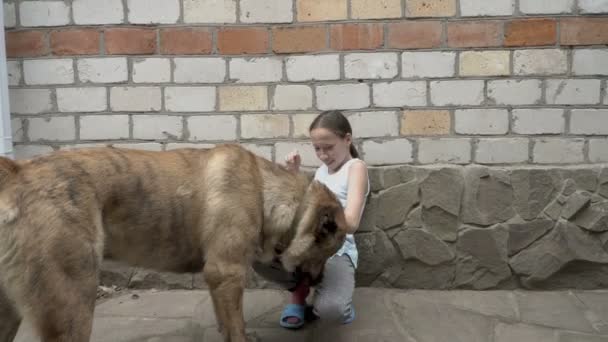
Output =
[{"x1": 5, "y1": 0, "x2": 608, "y2": 166}]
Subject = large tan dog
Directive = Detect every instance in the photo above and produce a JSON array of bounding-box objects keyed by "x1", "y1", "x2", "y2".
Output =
[{"x1": 0, "y1": 143, "x2": 348, "y2": 342}]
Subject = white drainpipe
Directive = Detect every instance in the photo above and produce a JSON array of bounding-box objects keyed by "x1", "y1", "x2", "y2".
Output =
[{"x1": 0, "y1": 4, "x2": 13, "y2": 159}]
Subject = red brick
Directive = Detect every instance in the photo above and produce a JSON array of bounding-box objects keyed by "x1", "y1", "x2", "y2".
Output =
[
  {"x1": 50, "y1": 29, "x2": 100, "y2": 55},
  {"x1": 330, "y1": 23, "x2": 384, "y2": 50},
  {"x1": 6, "y1": 31, "x2": 48, "y2": 58},
  {"x1": 105, "y1": 28, "x2": 157, "y2": 55},
  {"x1": 387, "y1": 21, "x2": 442, "y2": 49},
  {"x1": 447, "y1": 21, "x2": 503, "y2": 48},
  {"x1": 272, "y1": 26, "x2": 327, "y2": 53},
  {"x1": 505, "y1": 19, "x2": 556, "y2": 47},
  {"x1": 160, "y1": 28, "x2": 212, "y2": 54},
  {"x1": 560, "y1": 18, "x2": 608, "y2": 46},
  {"x1": 218, "y1": 27, "x2": 269, "y2": 54}
]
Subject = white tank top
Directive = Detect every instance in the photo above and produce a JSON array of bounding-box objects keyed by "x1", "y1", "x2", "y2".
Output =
[
  {"x1": 313, "y1": 158, "x2": 370, "y2": 268},
  {"x1": 314, "y1": 158, "x2": 368, "y2": 209}
]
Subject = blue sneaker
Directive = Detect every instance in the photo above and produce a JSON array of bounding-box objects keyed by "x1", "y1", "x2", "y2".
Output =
[
  {"x1": 279, "y1": 304, "x2": 306, "y2": 329},
  {"x1": 342, "y1": 307, "x2": 355, "y2": 325}
]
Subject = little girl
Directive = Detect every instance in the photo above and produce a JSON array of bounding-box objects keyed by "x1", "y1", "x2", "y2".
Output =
[{"x1": 255, "y1": 110, "x2": 370, "y2": 329}]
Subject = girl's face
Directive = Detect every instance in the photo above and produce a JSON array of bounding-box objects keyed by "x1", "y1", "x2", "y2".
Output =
[{"x1": 310, "y1": 127, "x2": 352, "y2": 172}]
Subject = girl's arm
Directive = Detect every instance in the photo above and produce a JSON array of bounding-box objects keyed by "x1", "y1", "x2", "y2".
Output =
[{"x1": 343, "y1": 160, "x2": 369, "y2": 234}]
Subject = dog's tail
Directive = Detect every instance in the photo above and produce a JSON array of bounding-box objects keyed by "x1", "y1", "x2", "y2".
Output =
[{"x1": 0, "y1": 157, "x2": 19, "y2": 188}]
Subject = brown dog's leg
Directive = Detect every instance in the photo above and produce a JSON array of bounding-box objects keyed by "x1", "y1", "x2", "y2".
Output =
[
  {"x1": 204, "y1": 260, "x2": 248, "y2": 342},
  {"x1": 27, "y1": 247, "x2": 99, "y2": 342},
  {"x1": 0, "y1": 286, "x2": 21, "y2": 342},
  {"x1": 35, "y1": 296, "x2": 95, "y2": 342}
]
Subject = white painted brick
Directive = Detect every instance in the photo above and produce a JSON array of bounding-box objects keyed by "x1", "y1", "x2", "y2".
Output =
[
  {"x1": 57, "y1": 87, "x2": 107, "y2": 112},
  {"x1": 19, "y1": 1, "x2": 70, "y2": 27},
  {"x1": 241, "y1": 144, "x2": 273, "y2": 161},
  {"x1": 187, "y1": 115, "x2": 237, "y2": 141},
  {"x1": 165, "y1": 87, "x2": 216, "y2": 112},
  {"x1": 487, "y1": 80, "x2": 542, "y2": 105},
  {"x1": 459, "y1": 51, "x2": 510, "y2": 76},
  {"x1": 183, "y1": 0, "x2": 237, "y2": 23},
  {"x1": 546, "y1": 79, "x2": 601, "y2": 105},
  {"x1": 348, "y1": 111, "x2": 399, "y2": 138},
  {"x1": 573, "y1": 49, "x2": 608, "y2": 76},
  {"x1": 373, "y1": 81, "x2": 427, "y2": 107},
  {"x1": 240, "y1": 114, "x2": 290, "y2": 139},
  {"x1": 533, "y1": 139, "x2": 584, "y2": 164},
  {"x1": 24, "y1": 59, "x2": 74, "y2": 85},
  {"x1": 73, "y1": 0, "x2": 124, "y2": 25},
  {"x1": 229, "y1": 58, "x2": 283, "y2": 83},
  {"x1": 80, "y1": 115, "x2": 130, "y2": 140},
  {"x1": 127, "y1": 0, "x2": 180, "y2": 24},
  {"x1": 589, "y1": 139, "x2": 608, "y2": 162},
  {"x1": 4, "y1": 2, "x2": 16, "y2": 28},
  {"x1": 9, "y1": 89, "x2": 53, "y2": 114},
  {"x1": 112, "y1": 143, "x2": 163, "y2": 151},
  {"x1": 430, "y1": 80, "x2": 484, "y2": 106},
  {"x1": 11, "y1": 118, "x2": 24, "y2": 143},
  {"x1": 316, "y1": 84, "x2": 370, "y2": 110},
  {"x1": 579, "y1": 0, "x2": 608, "y2": 13},
  {"x1": 286, "y1": 55, "x2": 340, "y2": 82},
  {"x1": 28, "y1": 116, "x2": 76, "y2": 141},
  {"x1": 133, "y1": 115, "x2": 183, "y2": 140},
  {"x1": 272, "y1": 85, "x2": 313, "y2": 110},
  {"x1": 166, "y1": 143, "x2": 215, "y2": 150},
  {"x1": 292, "y1": 113, "x2": 318, "y2": 138},
  {"x1": 402, "y1": 52, "x2": 455, "y2": 78},
  {"x1": 132, "y1": 58, "x2": 171, "y2": 83},
  {"x1": 14, "y1": 145, "x2": 53, "y2": 160},
  {"x1": 605, "y1": 84, "x2": 608, "y2": 105},
  {"x1": 514, "y1": 49, "x2": 568, "y2": 75},
  {"x1": 455, "y1": 109, "x2": 509, "y2": 135},
  {"x1": 519, "y1": 0, "x2": 575, "y2": 14},
  {"x1": 7, "y1": 61, "x2": 21, "y2": 86},
  {"x1": 174, "y1": 58, "x2": 226, "y2": 83},
  {"x1": 275, "y1": 142, "x2": 321, "y2": 167},
  {"x1": 460, "y1": 0, "x2": 514, "y2": 16},
  {"x1": 110, "y1": 87, "x2": 162, "y2": 112},
  {"x1": 570, "y1": 109, "x2": 608, "y2": 135},
  {"x1": 240, "y1": 0, "x2": 292, "y2": 23},
  {"x1": 476, "y1": 138, "x2": 529, "y2": 164},
  {"x1": 78, "y1": 58, "x2": 128, "y2": 83},
  {"x1": 418, "y1": 139, "x2": 471, "y2": 164},
  {"x1": 362, "y1": 139, "x2": 413, "y2": 165},
  {"x1": 344, "y1": 53, "x2": 399, "y2": 79},
  {"x1": 512, "y1": 109, "x2": 565, "y2": 134}
]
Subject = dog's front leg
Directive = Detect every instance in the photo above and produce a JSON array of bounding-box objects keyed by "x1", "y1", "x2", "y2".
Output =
[
  {"x1": 204, "y1": 261, "x2": 248, "y2": 342},
  {"x1": 0, "y1": 287, "x2": 21, "y2": 342}
]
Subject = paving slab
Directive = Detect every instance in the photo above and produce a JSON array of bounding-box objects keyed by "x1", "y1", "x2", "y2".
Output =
[{"x1": 13, "y1": 288, "x2": 608, "y2": 342}]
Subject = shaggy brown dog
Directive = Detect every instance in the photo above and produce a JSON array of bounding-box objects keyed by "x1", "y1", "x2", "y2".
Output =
[{"x1": 0, "y1": 143, "x2": 347, "y2": 342}]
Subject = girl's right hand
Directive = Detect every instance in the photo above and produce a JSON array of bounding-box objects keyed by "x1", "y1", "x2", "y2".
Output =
[{"x1": 284, "y1": 150, "x2": 301, "y2": 173}]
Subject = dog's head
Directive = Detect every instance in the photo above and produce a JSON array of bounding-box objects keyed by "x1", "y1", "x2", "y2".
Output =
[{"x1": 280, "y1": 180, "x2": 348, "y2": 285}]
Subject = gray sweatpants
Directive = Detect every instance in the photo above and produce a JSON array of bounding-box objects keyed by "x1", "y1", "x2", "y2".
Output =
[{"x1": 252, "y1": 254, "x2": 355, "y2": 324}]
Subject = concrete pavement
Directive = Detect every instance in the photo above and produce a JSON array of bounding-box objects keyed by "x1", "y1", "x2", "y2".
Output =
[{"x1": 14, "y1": 287, "x2": 608, "y2": 342}]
